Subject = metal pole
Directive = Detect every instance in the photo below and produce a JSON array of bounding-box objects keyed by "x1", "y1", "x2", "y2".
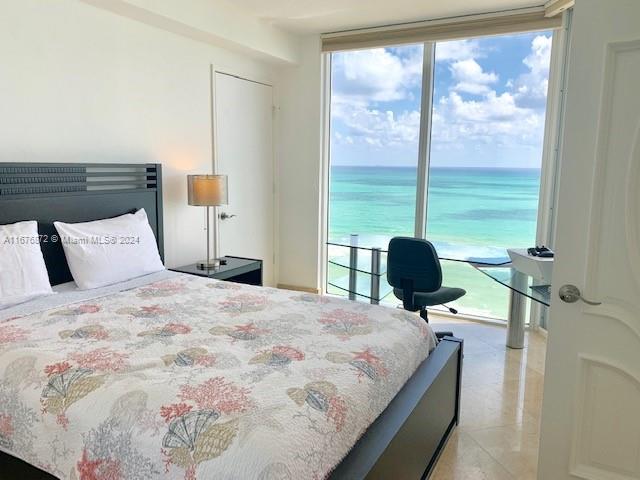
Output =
[
  {"x1": 371, "y1": 248, "x2": 381, "y2": 305},
  {"x1": 348, "y1": 234, "x2": 358, "y2": 301},
  {"x1": 206, "y1": 205, "x2": 211, "y2": 268},
  {"x1": 212, "y1": 205, "x2": 219, "y2": 262},
  {"x1": 507, "y1": 270, "x2": 527, "y2": 349}
]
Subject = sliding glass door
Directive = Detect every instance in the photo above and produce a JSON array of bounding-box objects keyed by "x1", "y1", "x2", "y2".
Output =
[{"x1": 326, "y1": 31, "x2": 554, "y2": 320}]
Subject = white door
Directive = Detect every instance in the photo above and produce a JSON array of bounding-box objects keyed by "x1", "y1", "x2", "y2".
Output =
[
  {"x1": 213, "y1": 71, "x2": 275, "y2": 286},
  {"x1": 538, "y1": 1, "x2": 640, "y2": 479}
]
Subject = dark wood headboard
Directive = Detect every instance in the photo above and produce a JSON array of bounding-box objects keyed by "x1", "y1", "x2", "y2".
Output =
[{"x1": 0, "y1": 163, "x2": 163, "y2": 286}]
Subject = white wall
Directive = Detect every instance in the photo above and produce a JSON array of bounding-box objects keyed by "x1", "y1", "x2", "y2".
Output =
[
  {"x1": 0, "y1": 0, "x2": 282, "y2": 268},
  {"x1": 82, "y1": 0, "x2": 300, "y2": 64},
  {"x1": 276, "y1": 36, "x2": 324, "y2": 290}
]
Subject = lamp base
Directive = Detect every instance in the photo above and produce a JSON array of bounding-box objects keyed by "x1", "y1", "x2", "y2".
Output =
[{"x1": 196, "y1": 258, "x2": 226, "y2": 270}]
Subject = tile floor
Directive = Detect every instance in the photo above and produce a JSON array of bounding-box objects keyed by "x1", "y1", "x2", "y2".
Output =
[{"x1": 429, "y1": 317, "x2": 547, "y2": 480}]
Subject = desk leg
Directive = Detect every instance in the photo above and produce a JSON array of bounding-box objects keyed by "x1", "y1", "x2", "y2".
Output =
[{"x1": 507, "y1": 271, "x2": 527, "y2": 349}]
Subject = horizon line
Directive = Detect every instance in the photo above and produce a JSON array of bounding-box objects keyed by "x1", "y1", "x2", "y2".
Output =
[{"x1": 332, "y1": 165, "x2": 542, "y2": 169}]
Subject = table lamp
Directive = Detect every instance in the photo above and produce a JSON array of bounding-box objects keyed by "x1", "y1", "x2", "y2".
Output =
[{"x1": 187, "y1": 174, "x2": 228, "y2": 269}]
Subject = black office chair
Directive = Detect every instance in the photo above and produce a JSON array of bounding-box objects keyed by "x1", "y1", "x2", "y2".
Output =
[{"x1": 387, "y1": 237, "x2": 466, "y2": 323}]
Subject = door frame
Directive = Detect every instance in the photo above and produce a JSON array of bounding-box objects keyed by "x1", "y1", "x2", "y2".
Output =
[{"x1": 210, "y1": 66, "x2": 278, "y2": 281}]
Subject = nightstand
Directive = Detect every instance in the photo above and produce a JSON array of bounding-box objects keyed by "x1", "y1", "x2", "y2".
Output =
[{"x1": 171, "y1": 256, "x2": 263, "y2": 286}]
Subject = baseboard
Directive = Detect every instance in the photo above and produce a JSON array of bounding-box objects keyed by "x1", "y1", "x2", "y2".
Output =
[
  {"x1": 277, "y1": 283, "x2": 320, "y2": 294},
  {"x1": 531, "y1": 325, "x2": 548, "y2": 338}
]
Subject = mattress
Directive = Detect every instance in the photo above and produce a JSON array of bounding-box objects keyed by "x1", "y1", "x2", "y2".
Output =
[{"x1": 0, "y1": 272, "x2": 436, "y2": 479}]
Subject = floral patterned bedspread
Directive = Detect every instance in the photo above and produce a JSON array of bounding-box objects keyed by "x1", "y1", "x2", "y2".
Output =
[{"x1": 0, "y1": 273, "x2": 436, "y2": 480}]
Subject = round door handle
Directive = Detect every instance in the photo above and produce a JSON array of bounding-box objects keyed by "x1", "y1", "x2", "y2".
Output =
[
  {"x1": 558, "y1": 284, "x2": 601, "y2": 306},
  {"x1": 219, "y1": 212, "x2": 236, "y2": 221}
]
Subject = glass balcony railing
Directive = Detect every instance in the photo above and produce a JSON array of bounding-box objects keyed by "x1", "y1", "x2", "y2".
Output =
[
  {"x1": 327, "y1": 234, "x2": 512, "y2": 306},
  {"x1": 327, "y1": 235, "x2": 390, "y2": 304}
]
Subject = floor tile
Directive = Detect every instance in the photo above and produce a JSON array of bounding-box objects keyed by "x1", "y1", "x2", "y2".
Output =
[
  {"x1": 429, "y1": 316, "x2": 546, "y2": 480},
  {"x1": 466, "y1": 424, "x2": 540, "y2": 479},
  {"x1": 430, "y1": 430, "x2": 515, "y2": 480}
]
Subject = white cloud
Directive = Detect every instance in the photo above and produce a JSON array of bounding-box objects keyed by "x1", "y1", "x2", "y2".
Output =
[
  {"x1": 332, "y1": 47, "x2": 422, "y2": 104},
  {"x1": 331, "y1": 46, "x2": 423, "y2": 148},
  {"x1": 448, "y1": 91, "x2": 519, "y2": 122},
  {"x1": 525, "y1": 35, "x2": 552, "y2": 76},
  {"x1": 432, "y1": 91, "x2": 544, "y2": 148},
  {"x1": 331, "y1": 34, "x2": 552, "y2": 157},
  {"x1": 513, "y1": 35, "x2": 552, "y2": 105},
  {"x1": 435, "y1": 39, "x2": 482, "y2": 62},
  {"x1": 431, "y1": 34, "x2": 551, "y2": 151},
  {"x1": 450, "y1": 59, "x2": 498, "y2": 95},
  {"x1": 332, "y1": 99, "x2": 420, "y2": 148},
  {"x1": 333, "y1": 131, "x2": 354, "y2": 145}
]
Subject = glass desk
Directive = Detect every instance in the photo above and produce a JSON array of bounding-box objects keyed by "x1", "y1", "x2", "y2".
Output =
[
  {"x1": 327, "y1": 237, "x2": 551, "y2": 349},
  {"x1": 473, "y1": 265, "x2": 551, "y2": 349},
  {"x1": 474, "y1": 266, "x2": 551, "y2": 307}
]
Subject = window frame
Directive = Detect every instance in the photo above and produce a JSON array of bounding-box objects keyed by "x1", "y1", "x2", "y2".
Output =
[{"x1": 319, "y1": 22, "x2": 570, "y2": 325}]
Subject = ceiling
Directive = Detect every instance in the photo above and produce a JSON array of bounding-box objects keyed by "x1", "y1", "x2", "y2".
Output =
[{"x1": 231, "y1": 0, "x2": 545, "y2": 34}]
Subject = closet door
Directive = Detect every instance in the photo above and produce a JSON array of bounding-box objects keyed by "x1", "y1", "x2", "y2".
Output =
[{"x1": 214, "y1": 71, "x2": 275, "y2": 285}]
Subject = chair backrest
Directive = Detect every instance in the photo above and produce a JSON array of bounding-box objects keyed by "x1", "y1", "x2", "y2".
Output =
[{"x1": 387, "y1": 237, "x2": 442, "y2": 293}]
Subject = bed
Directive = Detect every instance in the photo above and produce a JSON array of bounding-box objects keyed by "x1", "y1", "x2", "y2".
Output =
[{"x1": 0, "y1": 163, "x2": 462, "y2": 480}]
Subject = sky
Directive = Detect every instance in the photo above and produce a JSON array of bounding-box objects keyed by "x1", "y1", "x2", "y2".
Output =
[{"x1": 330, "y1": 31, "x2": 553, "y2": 168}]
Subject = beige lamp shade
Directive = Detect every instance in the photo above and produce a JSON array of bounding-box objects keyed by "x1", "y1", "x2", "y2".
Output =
[{"x1": 187, "y1": 175, "x2": 228, "y2": 206}]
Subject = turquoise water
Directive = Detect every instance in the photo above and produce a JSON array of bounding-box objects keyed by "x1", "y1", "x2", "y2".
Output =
[{"x1": 328, "y1": 166, "x2": 541, "y2": 319}]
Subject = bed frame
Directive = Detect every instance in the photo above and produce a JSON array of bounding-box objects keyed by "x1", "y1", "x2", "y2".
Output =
[
  {"x1": 0, "y1": 163, "x2": 163, "y2": 285},
  {"x1": 0, "y1": 162, "x2": 462, "y2": 480}
]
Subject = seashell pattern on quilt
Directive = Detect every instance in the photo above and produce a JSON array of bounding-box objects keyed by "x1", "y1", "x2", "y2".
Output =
[{"x1": 0, "y1": 274, "x2": 436, "y2": 479}]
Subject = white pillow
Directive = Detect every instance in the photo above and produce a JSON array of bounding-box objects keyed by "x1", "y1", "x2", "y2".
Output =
[
  {"x1": 54, "y1": 209, "x2": 165, "y2": 290},
  {"x1": 0, "y1": 221, "x2": 54, "y2": 309}
]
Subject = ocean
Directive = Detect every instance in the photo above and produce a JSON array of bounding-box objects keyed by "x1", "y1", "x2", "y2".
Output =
[{"x1": 327, "y1": 166, "x2": 541, "y2": 319}]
